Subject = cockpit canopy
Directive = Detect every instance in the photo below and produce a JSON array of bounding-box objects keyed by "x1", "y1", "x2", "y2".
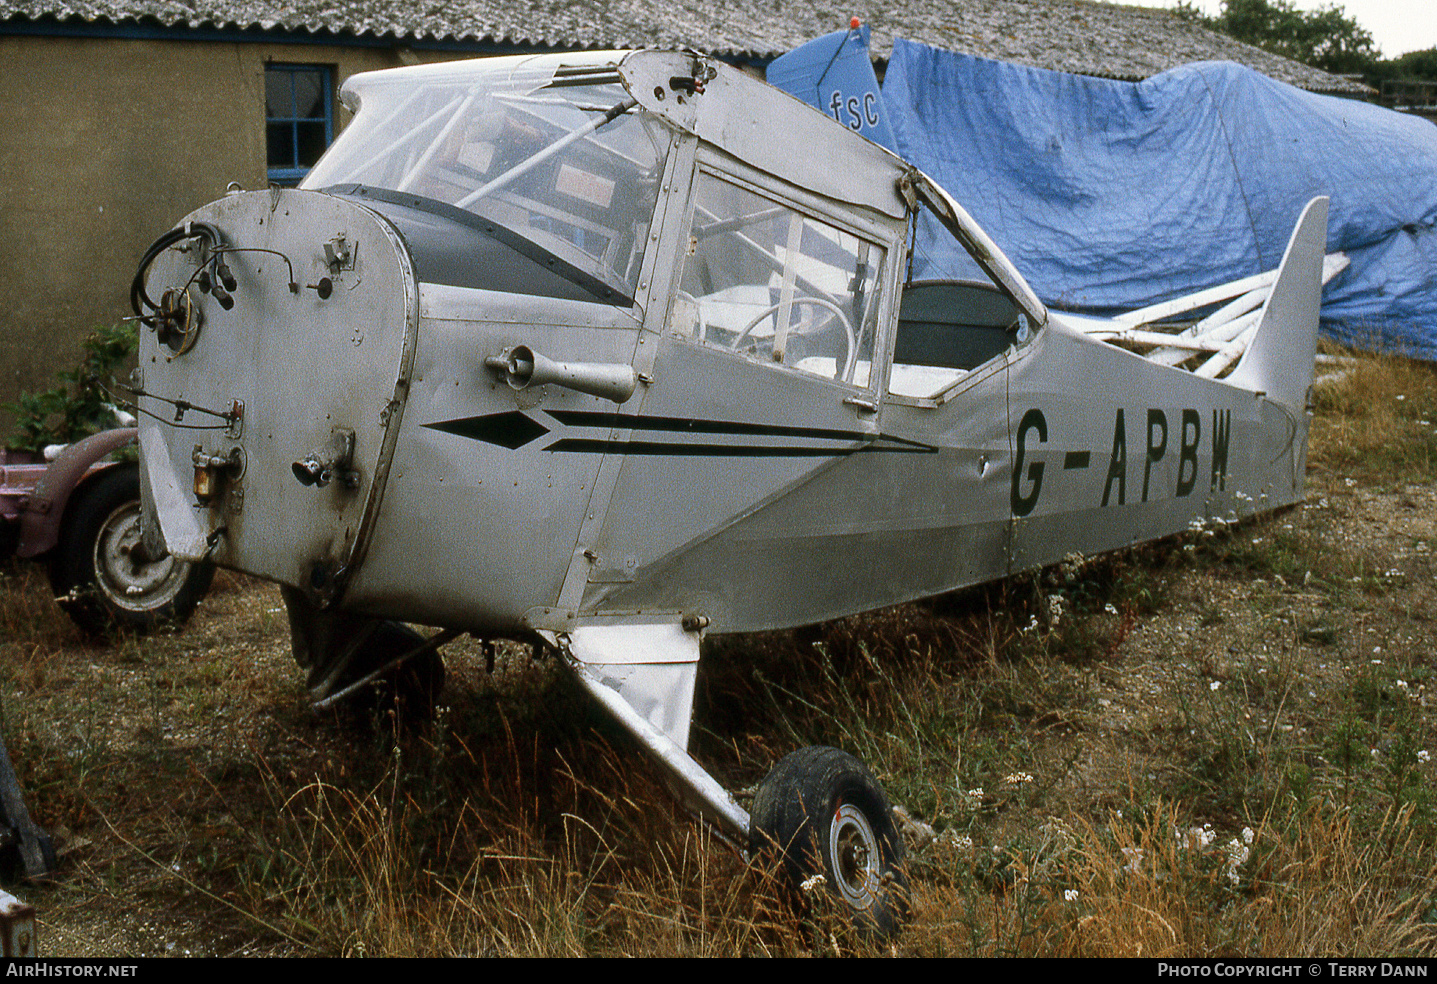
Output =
[{"x1": 303, "y1": 54, "x2": 671, "y2": 305}]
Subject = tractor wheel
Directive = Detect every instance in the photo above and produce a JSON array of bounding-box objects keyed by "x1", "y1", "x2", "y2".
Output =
[{"x1": 48, "y1": 464, "x2": 213, "y2": 637}]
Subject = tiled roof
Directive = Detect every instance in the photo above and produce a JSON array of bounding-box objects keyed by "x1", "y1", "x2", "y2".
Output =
[{"x1": 0, "y1": 0, "x2": 1371, "y2": 93}]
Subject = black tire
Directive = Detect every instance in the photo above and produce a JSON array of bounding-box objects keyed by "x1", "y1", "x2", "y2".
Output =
[
  {"x1": 47, "y1": 464, "x2": 215, "y2": 637},
  {"x1": 749, "y1": 745, "x2": 910, "y2": 939}
]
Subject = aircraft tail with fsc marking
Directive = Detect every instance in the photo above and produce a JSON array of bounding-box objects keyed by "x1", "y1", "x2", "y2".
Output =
[{"x1": 1226, "y1": 196, "x2": 1329, "y2": 413}]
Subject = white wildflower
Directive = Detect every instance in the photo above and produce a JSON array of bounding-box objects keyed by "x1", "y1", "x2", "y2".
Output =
[
  {"x1": 1003, "y1": 772, "x2": 1034, "y2": 786},
  {"x1": 956, "y1": 783, "x2": 986, "y2": 811},
  {"x1": 1059, "y1": 551, "x2": 1087, "y2": 582},
  {"x1": 1224, "y1": 838, "x2": 1250, "y2": 886},
  {"x1": 801, "y1": 874, "x2": 826, "y2": 893},
  {"x1": 1210, "y1": 680, "x2": 1221, "y2": 691},
  {"x1": 1064, "y1": 889, "x2": 1079, "y2": 902},
  {"x1": 1040, "y1": 816, "x2": 1078, "y2": 855},
  {"x1": 1419, "y1": 750, "x2": 1431, "y2": 764},
  {"x1": 1179, "y1": 824, "x2": 1215, "y2": 851},
  {"x1": 1105, "y1": 603, "x2": 1118, "y2": 615},
  {"x1": 939, "y1": 829, "x2": 975, "y2": 854},
  {"x1": 1242, "y1": 827, "x2": 1255, "y2": 845}
]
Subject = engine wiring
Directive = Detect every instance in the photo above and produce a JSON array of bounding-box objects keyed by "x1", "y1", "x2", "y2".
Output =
[
  {"x1": 129, "y1": 221, "x2": 224, "y2": 328},
  {"x1": 131, "y1": 221, "x2": 300, "y2": 359}
]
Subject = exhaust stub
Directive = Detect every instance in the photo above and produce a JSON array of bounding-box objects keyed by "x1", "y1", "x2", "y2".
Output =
[{"x1": 486, "y1": 345, "x2": 638, "y2": 404}]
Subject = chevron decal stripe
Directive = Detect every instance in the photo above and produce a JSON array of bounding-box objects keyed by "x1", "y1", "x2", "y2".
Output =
[{"x1": 424, "y1": 410, "x2": 937, "y2": 456}]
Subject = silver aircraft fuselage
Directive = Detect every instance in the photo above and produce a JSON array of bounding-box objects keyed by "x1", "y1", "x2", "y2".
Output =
[{"x1": 135, "y1": 52, "x2": 1326, "y2": 829}]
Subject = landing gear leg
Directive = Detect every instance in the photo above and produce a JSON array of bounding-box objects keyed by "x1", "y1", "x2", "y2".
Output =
[
  {"x1": 544, "y1": 617, "x2": 908, "y2": 938},
  {"x1": 282, "y1": 586, "x2": 446, "y2": 719}
]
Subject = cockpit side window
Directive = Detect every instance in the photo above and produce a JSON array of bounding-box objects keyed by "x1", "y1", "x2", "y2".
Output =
[
  {"x1": 885, "y1": 280, "x2": 1030, "y2": 399},
  {"x1": 668, "y1": 170, "x2": 884, "y2": 388}
]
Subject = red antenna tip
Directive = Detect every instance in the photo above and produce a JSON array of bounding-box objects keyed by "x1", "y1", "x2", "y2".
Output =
[{"x1": 850, "y1": 16, "x2": 861, "y2": 29}]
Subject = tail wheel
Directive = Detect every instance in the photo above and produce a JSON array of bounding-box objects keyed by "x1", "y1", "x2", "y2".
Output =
[
  {"x1": 749, "y1": 745, "x2": 909, "y2": 939},
  {"x1": 48, "y1": 464, "x2": 214, "y2": 636}
]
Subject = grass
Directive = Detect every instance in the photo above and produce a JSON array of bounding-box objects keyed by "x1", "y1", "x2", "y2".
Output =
[
  {"x1": 1311, "y1": 345, "x2": 1437, "y2": 486},
  {"x1": 3, "y1": 345, "x2": 1437, "y2": 955}
]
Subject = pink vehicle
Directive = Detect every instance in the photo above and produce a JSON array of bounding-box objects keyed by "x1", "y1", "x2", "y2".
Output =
[{"x1": 1, "y1": 427, "x2": 212, "y2": 635}]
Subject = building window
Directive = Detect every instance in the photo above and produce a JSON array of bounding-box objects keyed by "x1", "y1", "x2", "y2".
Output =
[{"x1": 266, "y1": 64, "x2": 333, "y2": 185}]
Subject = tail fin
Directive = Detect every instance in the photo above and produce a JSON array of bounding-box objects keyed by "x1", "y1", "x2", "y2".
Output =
[{"x1": 1226, "y1": 196, "x2": 1329, "y2": 411}]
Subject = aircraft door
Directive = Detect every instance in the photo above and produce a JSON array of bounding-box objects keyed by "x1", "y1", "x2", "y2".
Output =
[
  {"x1": 672, "y1": 169, "x2": 886, "y2": 388},
  {"x1": 578, "y1": 163, "x2": 904, "y2": 625}
]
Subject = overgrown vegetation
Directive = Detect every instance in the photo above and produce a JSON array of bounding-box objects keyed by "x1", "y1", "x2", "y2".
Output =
[
  {"x1": 3, "y1": 322, "x2": 136, "y2": 452},
  {"x1": 3, "y1": 345, "x2": 1437, "y2": 955},
  {"x1": 1176, "y1": 0, "x2": 1437, "y2": 91},
  {"x1": 1177, "y1": 0, "x2": 1380, "y2": 76}
]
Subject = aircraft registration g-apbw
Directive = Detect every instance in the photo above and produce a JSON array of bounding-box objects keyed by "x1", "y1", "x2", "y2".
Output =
[{"x1": 129, "y1": 48, "x2": 1331, "y2": 934}]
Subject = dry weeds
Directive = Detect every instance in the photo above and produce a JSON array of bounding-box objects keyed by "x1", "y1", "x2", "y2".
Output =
[{"x1": 2, "y1": 345, "x2": 1436, "y2": 956}]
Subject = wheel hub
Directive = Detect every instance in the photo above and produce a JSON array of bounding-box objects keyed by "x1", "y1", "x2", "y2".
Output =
[
  {"x1": 830, "y1": 802, "x2": 880, "y2": 908},
  {"x1": 94, "y1": 501, "x2": 187, "y2": 612}
]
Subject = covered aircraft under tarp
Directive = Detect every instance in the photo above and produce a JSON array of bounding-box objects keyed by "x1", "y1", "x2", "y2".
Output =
[
  {"x1": 766, "y1": 21, "x2": 899, "y2": 153},
  {"x1": 878, "y1": 39, "x2": 1437, "y2": 360}
]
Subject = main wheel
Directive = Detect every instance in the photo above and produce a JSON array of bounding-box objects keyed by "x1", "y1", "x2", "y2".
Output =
[
  {"x1": 749, "y1": 745, "x2": 909, "y2": 939},
  {"x1": 48, "y1": 463, "x2": 214, "y2": 637}
]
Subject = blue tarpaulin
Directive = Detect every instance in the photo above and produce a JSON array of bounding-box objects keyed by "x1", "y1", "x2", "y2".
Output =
[{"x1": 869, "y1": 39, "x2": 1437, "y2": 358}]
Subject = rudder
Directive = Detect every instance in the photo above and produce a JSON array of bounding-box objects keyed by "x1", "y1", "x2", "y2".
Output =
[{"x1": 1226, "y1": 196, "x2": 1329, "y2": 412}]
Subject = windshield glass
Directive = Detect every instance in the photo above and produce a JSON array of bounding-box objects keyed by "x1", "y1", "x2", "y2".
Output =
[{"x1": 303, "y1": 57, "x2": 671, "y2": 304}]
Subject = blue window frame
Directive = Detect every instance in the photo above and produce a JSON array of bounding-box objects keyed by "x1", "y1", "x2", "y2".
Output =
[{"x1": 266, "y1": 64, "x2": 333, "y2": 185}]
